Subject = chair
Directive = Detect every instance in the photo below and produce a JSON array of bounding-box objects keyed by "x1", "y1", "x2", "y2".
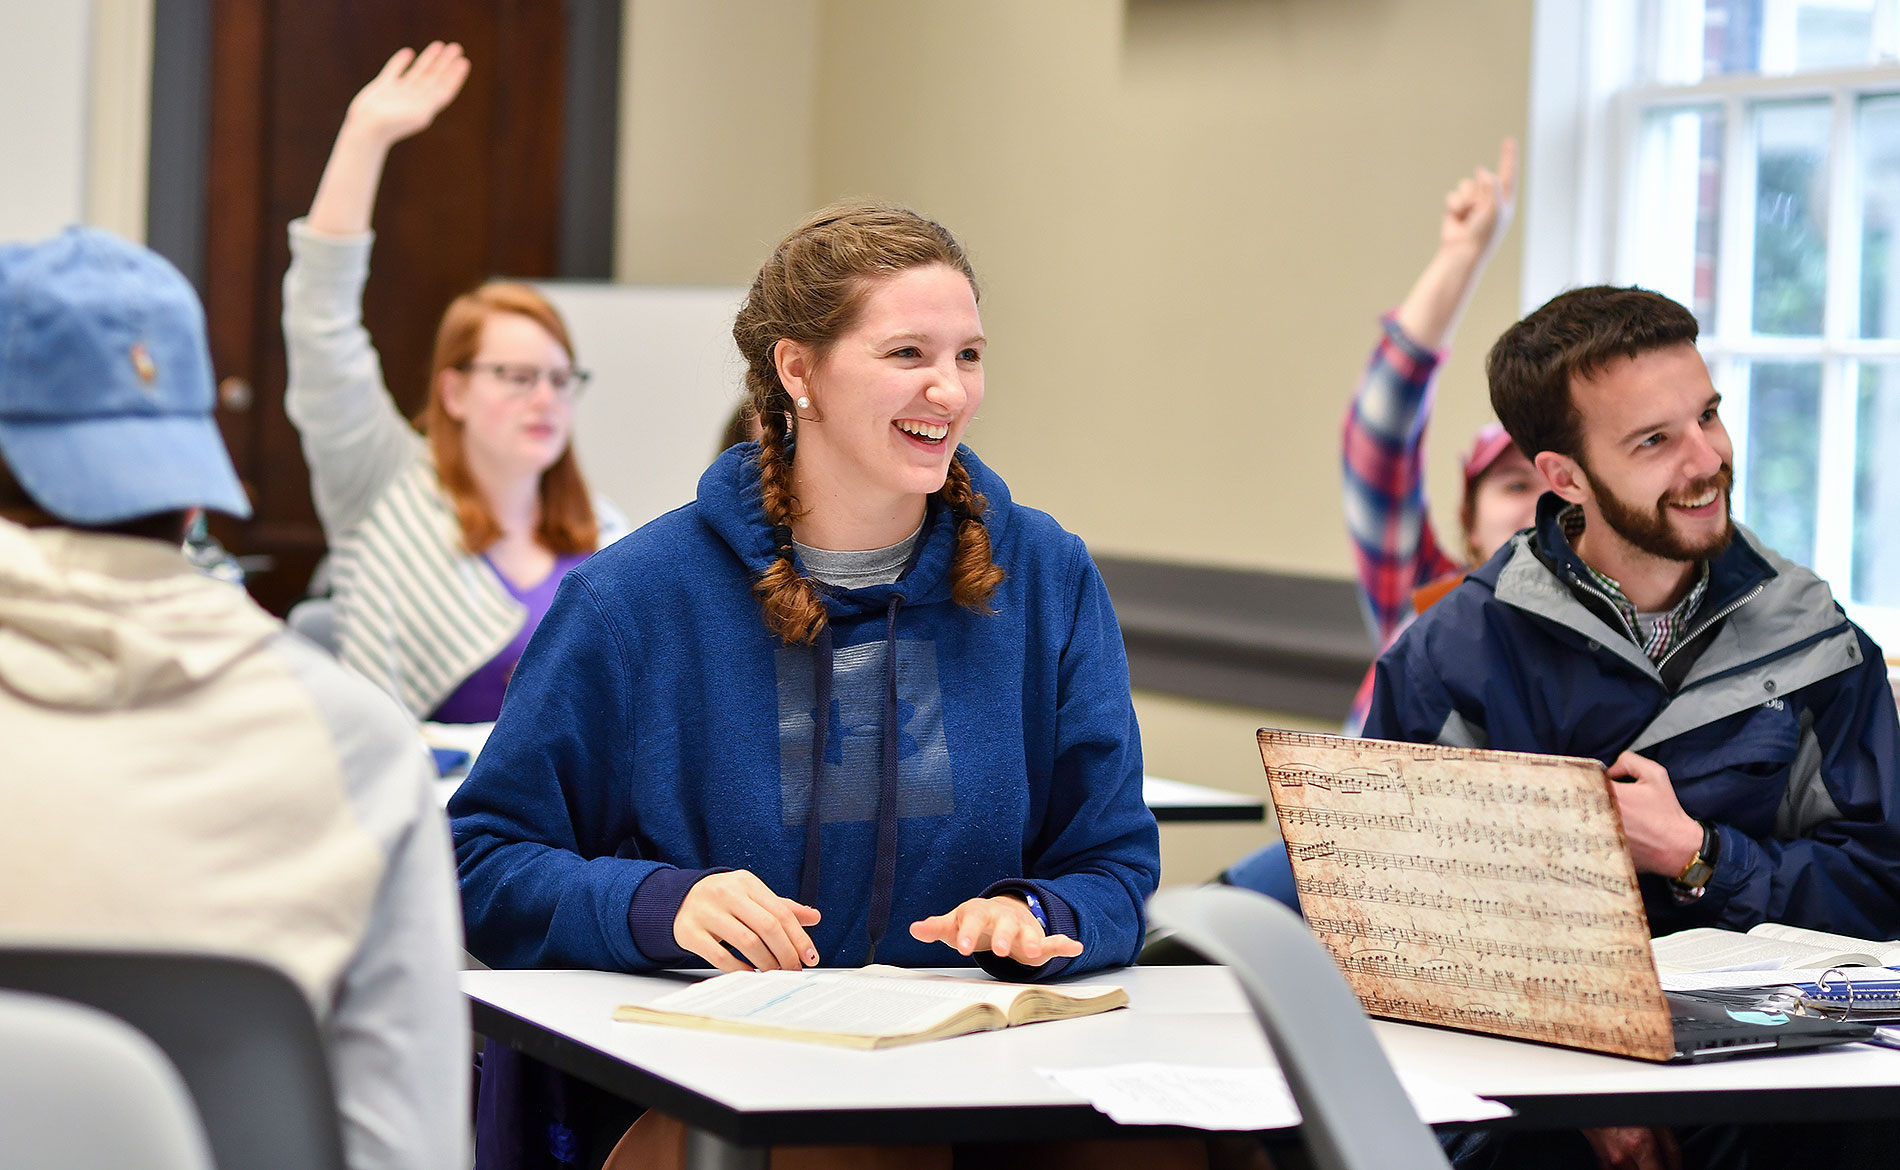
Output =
[
  {"x1": 1146, "y1": 885, "x2": 1452, "y2": 1170},
  {"x1": 0, "y1": 948, "x2": 346, "y2": 1170},
  {"x1": 0, "y1": 988, "x2": 216, "y2": 1170},
  {"x1": 287, "y1": 596, "x2": 341, "y2": 656}
]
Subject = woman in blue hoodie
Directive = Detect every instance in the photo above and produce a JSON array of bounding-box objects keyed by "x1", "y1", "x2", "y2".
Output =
[{"x1": 449, "y1": 203, "x2": 1160, "y2": 985}]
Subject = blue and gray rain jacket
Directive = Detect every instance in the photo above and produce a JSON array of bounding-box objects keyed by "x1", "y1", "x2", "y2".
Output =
[{"x1": 1365, "y1": 493, "x2": 1900, "y2": 939}]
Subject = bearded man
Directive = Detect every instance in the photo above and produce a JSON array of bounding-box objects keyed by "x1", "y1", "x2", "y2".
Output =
[{"x1": 1365, "y1": 285, "x2": 1900, "y2": 943}]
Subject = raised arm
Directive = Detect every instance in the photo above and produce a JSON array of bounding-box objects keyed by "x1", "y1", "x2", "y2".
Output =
[
  {"x1": 307, "y1": 42, "x2": 471, "y2": 238},
  {"x1": 1344, "y1": 138, "x2": 1517, "y2": 647},
  {"x1": 283, "y1": 44, "x2": 472, "y2": 538},
  {"x1": 1393, "y1": 137, "x2": 1516, "y2": 349}
]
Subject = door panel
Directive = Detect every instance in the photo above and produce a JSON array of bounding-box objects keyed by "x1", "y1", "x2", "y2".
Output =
[{"x1": 200, "y1": 0, "x2": 569, "y2": 615}]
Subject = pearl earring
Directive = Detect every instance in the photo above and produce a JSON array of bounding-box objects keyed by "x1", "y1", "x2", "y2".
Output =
[{"x1": 796, "y1": 396, "x2": 811, "y2": 410}]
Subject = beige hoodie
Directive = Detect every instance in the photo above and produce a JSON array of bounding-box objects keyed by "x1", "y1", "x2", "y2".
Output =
[{"x1": 0, "y1": 519, "x2": 467, "y2": 1170}]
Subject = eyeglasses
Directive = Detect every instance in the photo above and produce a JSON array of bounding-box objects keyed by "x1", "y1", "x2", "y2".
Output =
[{"x1": 459, "y1": 361, "x2": 593, "y2": 399}]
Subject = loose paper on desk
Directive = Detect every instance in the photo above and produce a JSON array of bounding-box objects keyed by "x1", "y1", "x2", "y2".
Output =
[
  {"x1": 1259, "y1": 730, "x2": 1677, "y2": 1061},
  {"x1": 1037, "y1": 1063, "x2": 1511, "y2": 1131}
]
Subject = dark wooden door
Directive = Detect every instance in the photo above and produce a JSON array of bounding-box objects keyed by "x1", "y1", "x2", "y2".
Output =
[{"x1": 196, "y1": 1, "x2": 579, "y2": 615}]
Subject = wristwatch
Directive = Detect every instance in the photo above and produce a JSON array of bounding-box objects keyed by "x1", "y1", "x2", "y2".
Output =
[{"x1": 1671, "y1": 820, "x2": 1720, "y2": 901}]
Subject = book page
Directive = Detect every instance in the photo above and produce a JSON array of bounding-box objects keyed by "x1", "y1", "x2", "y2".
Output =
[
  {"x1": 1652, "y1": 928, "x2": 1879, "y2": 973},
  {"x1": 618, "y1": 968, "x2": 1124, "y2": 1041},
  {"x1": 1260, "y1": 731, "x2": 1676, "y2": 1062},
  {"x1": 626, "y1": 970, "x2": 986, "y2": 1038},
  {"x1": 1749, "y1": 922, "x2": 1900, "y2": 965}
]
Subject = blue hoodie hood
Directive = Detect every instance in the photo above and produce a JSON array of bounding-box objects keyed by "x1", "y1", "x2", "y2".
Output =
[{"x1": 696, "y1": 440, "x2": 1014, "y2": 615}]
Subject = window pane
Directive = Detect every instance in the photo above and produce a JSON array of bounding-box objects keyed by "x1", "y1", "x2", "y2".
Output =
[
  {"x1": 1659, "y1": 0, "x2": 1900, "y2": 81},
  {"x1": 1753, "y1": 101, "x2": 1832, "y2": 336},
  {"x1": 1855, "y1": 362, "x2": 1900, "y2": 604},
  {"x1": 1632, "y1": 107, "x2": 1725, "y2": 326},
  {"x1": 1742, "y1": 360, "x2": 1822, "y2": 567},
  {"x1": 1859, "y1": 94, "x2": 1900, "y2": 338}
]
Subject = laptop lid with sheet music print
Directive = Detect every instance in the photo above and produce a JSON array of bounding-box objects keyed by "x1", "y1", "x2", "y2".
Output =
[{"x1": 1256, "y1": 729, "x2": 1873, "y2": 1063}]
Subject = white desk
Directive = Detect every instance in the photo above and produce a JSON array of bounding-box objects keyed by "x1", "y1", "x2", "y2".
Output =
[
  {"x1": 465, "y1": 965, "x2": 1900, "y2": 1162},
  {"x1": 465, "y1": 966, "x2": 1271, "y2": 1149},
  {"x1": 1141, "y1": 776, "x2": 1265, "y2": 823},
  {"x1": 1373, "y1": 1016, "x2": 1900, "y2": 1129}
]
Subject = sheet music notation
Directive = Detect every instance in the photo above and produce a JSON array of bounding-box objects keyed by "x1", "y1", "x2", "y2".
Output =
[{"x1": 1260, "y1": 730, "x2": 1676, "y2": 1062}]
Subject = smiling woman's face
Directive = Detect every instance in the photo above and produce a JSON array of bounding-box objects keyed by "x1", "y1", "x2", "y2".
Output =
[{"x1": 786, "y1": 262, "x2": 986, "y2": 514}]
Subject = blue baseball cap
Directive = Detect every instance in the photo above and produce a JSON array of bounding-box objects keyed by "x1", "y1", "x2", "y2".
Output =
[{"x1": 0, "y1": 227, "x2": 250, "y2": 523}]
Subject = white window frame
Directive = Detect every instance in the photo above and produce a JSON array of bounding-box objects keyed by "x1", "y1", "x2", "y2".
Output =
[{"x1": 1525, "y1": 0, "x2": 1900, "y2": 651}]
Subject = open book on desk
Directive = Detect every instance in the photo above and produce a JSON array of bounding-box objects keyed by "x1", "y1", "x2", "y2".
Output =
[
  {"x1": 612, "y1": 965, "x2": 1128, "y2": 1049},
  {"x1": 1654, "y1": 923, "x2": 1900, "y2": 974}
]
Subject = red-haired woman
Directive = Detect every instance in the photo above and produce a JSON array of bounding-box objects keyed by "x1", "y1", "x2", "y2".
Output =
[{"x1": 284, "y1": 43, "x2": 624, "y2": 721}]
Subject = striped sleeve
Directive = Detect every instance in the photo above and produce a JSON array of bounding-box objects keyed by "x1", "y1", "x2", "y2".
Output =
[{"x1": 337, "y1": 461, "x2": 523, "y2": 717}]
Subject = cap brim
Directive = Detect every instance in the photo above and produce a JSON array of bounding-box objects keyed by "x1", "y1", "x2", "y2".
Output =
[
  {"x1": 1462, "y1": 429, "x2": 1520, "y2": 484},
  {"x1": 0, "y1": 412, "x2": 251, "y2": 524}
]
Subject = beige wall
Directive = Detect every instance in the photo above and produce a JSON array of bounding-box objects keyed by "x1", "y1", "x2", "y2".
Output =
[
  {"x1": 803, "y1": 0, "x2": 1531, "y2": 578},
  {"x1": 617, "y1": 0, "x2": 822, "y2": 283}
]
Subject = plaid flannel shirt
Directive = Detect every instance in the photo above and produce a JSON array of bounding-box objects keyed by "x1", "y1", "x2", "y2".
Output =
[
  {"x1": 1343, "y1": 315, "x2": 1461, "y2": 731},
  {"x1": 1558, "y1": 504, "x2": 1711, "y2": 662}
]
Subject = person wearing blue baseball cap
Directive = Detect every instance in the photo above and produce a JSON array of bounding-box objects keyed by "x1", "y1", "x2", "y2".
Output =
[{"x1": 0, "y1": 227, "x2": 469, "y2": 1170}]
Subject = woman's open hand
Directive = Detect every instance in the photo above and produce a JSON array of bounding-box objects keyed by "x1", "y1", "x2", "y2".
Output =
[
  {"x1": 674, "y1": 871, "x2": 822, "y2": 973},
  {"x1": 344, "y1": 42, "x2": 471, "y2": 148},
  {"x1": 909, "y1": 895, "x2": 1082, "y2": 967}
]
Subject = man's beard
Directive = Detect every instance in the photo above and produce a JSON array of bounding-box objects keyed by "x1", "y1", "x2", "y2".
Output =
[{"x1": 1582, "y1": 461, "x2": 1736, "y2": 562}]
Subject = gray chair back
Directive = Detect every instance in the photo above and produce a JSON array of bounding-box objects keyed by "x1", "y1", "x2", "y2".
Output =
[
  {"x1": 0, "y1": 948, "x2": 345, "y2": 1170},
  {"x1": 1147, "y1": 885, "x2": 1453, "y2": 1170},
  {"x1": 0, "y1": 988, "x2": 216, "y2": 1170}
]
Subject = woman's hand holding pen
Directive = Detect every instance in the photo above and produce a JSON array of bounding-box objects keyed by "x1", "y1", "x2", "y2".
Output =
[
  {"x1": 909, "y1": 896, "x2": 1083, "y2": 967},
  {"x1": 674, "y1": 871, "x2": 821, "y2": 973}
]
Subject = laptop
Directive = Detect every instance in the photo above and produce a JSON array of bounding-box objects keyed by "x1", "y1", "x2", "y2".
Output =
[{"x1": 1256, "y1": 729, "x2": 1874, "y2": 1063}]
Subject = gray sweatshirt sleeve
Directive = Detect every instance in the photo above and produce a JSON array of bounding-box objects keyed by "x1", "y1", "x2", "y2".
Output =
[
  {"x1": 282, "y1": 219, "x2": 427, "y2": 540},
  {"x1": 277, "y1": 633, "x2": 470, "y2": 1170}
]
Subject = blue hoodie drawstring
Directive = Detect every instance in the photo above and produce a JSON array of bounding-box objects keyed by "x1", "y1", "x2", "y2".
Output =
[
  {"x1": 864, "y1": 595, "x2": 903, "y2": 963},
  {"x1": 797, "y1": 624, "x2": 833, "y2": 908},
  {"x1": 793, "y1": 600, "x2": 904, "y2": 965}
]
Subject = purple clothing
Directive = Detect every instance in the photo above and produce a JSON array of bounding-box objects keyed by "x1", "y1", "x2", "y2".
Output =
[{"x1": 430, "y1": 553, "x2": 588, "y2": 724}]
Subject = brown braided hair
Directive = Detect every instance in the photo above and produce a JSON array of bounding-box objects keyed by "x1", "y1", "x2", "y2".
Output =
[{"x1": 732, "y1": 202, "x2": 1005, "y2": 644}]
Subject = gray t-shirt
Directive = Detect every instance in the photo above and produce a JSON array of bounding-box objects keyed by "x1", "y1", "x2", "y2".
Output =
[{"x1": 795, "y1": 522, "x2": 925, "y2": 590}]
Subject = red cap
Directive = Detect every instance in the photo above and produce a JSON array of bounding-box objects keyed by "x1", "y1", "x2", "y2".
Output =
[{"x1": 1461, "y1": 422, "x2": 1518, "y2": 485}]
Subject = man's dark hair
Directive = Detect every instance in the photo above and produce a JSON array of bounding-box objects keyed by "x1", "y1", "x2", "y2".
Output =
[
  {"x1": 0, "y1": 456, "x2": 189, "y2": 543},
  {"x1": 1486, "y1": 286, "x2": 1700, "y2": 461}
]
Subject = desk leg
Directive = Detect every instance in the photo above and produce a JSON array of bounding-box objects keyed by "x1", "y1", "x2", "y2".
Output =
[{"x1": 682, "y1": 1126, "x2": 767, "y2": 1170}]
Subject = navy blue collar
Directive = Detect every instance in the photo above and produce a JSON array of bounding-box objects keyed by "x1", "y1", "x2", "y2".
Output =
[{"x1": 1528, "y1": 491, "x2": 1776, "y2": 620}]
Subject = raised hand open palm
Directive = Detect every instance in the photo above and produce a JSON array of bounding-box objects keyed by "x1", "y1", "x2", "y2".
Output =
[{"x1": 346, "y1": 42, "x2": 471, "y2": 146}]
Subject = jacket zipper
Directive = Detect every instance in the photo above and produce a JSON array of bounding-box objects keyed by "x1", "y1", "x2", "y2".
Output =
[{"x1": 1655, "y1": 582, "x2": 1767, "y2": 674}]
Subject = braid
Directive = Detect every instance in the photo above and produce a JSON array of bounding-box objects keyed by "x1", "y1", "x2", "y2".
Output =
[
  {"x1": 939, "y1": 455, "x2": 1005, "y2": 614},
  {"x1": 750, "y1": 403, "x2": 829, "y2": 644}
]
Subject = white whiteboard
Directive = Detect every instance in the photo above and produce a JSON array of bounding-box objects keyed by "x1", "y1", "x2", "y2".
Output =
[{"x1": 534, "y1": 283, "x2": 750, "y2": 532}]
